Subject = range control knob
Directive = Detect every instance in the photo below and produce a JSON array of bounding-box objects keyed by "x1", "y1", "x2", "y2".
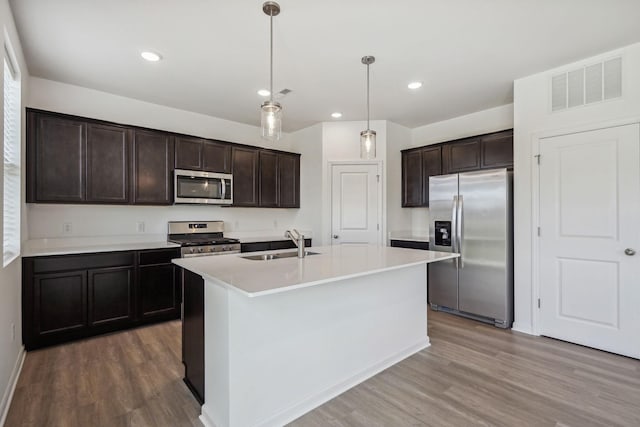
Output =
[{"x1": 198, "y1": 247, "x2": 204, "y2": 253}]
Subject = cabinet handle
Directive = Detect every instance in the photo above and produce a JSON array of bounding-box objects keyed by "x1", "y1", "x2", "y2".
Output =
[
  {"x1": 333, "y1": 235, "x2": 339, "y2": 239},
  {"x1": 625, "y1": 248, "x2": 636, "y2": 256}
]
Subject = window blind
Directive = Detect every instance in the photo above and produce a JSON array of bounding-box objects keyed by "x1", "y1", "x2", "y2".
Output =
[{"x1": 3, "y1": 57, "x2": 21, "y2": 267}]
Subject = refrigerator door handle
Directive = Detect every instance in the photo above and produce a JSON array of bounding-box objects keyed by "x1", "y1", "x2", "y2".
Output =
[
  {"x1": 458, "y1": 195, "x2": 464, "y2": 269},
  {"x1": 451, "y1": 195, "x2": 458, "y2": 266}
]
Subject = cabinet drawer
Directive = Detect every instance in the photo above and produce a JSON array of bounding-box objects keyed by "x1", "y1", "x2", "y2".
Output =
[
  {"x1": 138, "y1": 248, "x2": 180, "y2": 266},
  {"x1": 32, "y1": 251, "x2": 135, "y2": 273}
]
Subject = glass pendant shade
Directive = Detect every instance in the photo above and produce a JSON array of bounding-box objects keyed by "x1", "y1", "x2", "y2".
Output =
[
  {"x1": 360, "y1": 129, "x2": 376, "y2": 159},
  {"x1": 261, "y1": 100, "x2": 282, "y2": 141}
]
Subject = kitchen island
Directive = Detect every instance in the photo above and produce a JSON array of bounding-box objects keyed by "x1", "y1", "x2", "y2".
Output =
[{"x1": 174, "y1": 244, "x2": 457, "y2": 427}]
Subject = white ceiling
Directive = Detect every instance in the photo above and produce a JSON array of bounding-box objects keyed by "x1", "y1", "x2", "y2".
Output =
[{"x1": 9, "y1": 0, "x2": 640, "y2": 132}]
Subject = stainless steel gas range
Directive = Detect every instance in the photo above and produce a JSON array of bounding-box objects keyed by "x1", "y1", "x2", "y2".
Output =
[{"x1": 168, "y1": 221, "x2": 240, "y2": 257}]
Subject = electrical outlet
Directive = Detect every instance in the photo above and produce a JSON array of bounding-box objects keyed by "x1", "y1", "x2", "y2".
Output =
[
  {"x1": 11, "y1": 323, "x2": 15, "y2": 342},
  {"x1": 62, "y1": 222, "x2": 72, "y2": 234},
  {"x1": 136, "y1": 221, "x2": 145, "y2": 233}
]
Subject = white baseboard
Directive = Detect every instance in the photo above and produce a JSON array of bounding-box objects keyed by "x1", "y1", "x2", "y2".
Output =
[
  {"x1": 200, "y1": 339, "x2": 430, "y2": 427},
  {"x1": 0, "y1": 346, "x2": 25, "y2": 427},
  {"x1": 512, "y1": 322, "x2": 534, "y2": 335}
]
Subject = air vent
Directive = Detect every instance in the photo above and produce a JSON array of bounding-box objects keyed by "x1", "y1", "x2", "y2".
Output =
[{"x1": 551, "y1": 57, "x2": 622, "y2": 112}]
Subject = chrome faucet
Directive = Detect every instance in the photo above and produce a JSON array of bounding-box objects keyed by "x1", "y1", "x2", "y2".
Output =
[{"x1": 285, "y1": 229, "x2": 305, "y2": 258}]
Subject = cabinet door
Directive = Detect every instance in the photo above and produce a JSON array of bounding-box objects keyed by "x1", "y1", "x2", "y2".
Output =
[
  {"x1": 33, "y1": 271, "x2": 87, "y2": 336},
  {"x1": 182, "y1": 269, "x2": 205, "y2": 404},
  {"x1": 232, "y1": 146, "x2": 259, "y2": 207},
  {"x1": 88, "y1": 266, "x2": 134, "y2": 327},
  {"x1": 422, "y1": 146, "x2": 442, "y2": 206},
  {"x1": 278, "y1": 153, "x2": 300, "y2": 208},
  {"x1": 259, "y1": 151, "x2": 279, "y2": 207},
  {"x1": 481, "y1": 130, "x2": 513, "y2": 169},
  {"x1": 203, "y1": 140, "x2": 232, "y2": 173},
  {"x1": 31, "y1": 113, "x2": 86, "y2": 202},
  {"x1": 442, "y1": 139, "x2": 481, "y2": 174},
  {"x1": 139, "y1": 264, "x2": 180, "y2": 319},
  {"x1": 132, "y1": 130, "x2": 174, "y2": 204},
  {"x1": 86, "y1": 124, "x2": 130, "y2": 203},
  {"x1": 402, "y1": 150, "x2": 423, "y2": 207},
  {"x1": 175, "y1": 135, "x2": 203, "y2": 170}
]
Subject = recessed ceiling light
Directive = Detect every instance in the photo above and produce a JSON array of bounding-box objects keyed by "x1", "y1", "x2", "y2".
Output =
[
  {"x1": 141, "y1": 51, "x2": 162, "y2": 62},
  {"x1": 331, "y1": 112, "x2": 343, "y2": 119},
  {"x1": 408, "y1": 81, "x2": 423, "y2": 90},
  {"x1": 258, "y1": 89, "x2": 271, "y2": 97}
]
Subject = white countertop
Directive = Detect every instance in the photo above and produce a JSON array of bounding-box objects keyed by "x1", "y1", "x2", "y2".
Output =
[
  {"x1": 23, "y1": 235, "x2": 180, "y2": 257},
  {"x1": 173, "y1": 244, "x2": 457, "y2": 297}
]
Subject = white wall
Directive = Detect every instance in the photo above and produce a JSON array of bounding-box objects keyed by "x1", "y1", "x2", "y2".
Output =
[
  {"x1": 411, "y1": 104, "x2": 514, "y2": 147},
  {"x1": 407, "y1": 104, "x2": 515, "y2": 234},
  {"x1": 0, "y1": 0, "x2": 28, "y2": 423},
  {"x1": 513, "y1": 42, "x2": 640, "y2": 334},
  {"x1": 289, "y1": 123, "x2": 323, "y2": 244},
  {"x1": 321, "y1": 120, "x2": 387, "y2": 245},
  {"x1": 386, "y1": 121, "x2": 412, "y2": 238},
  {"x1": 25, "y1": 78, "x2": 314, "y2": 240}
]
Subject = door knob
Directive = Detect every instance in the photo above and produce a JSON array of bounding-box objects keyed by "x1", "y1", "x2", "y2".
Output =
[
  {"x1": 333, "y1": 235, "x2": 339, "y2": 239},
  {"x1": 624, "y1": 248, "x2": 636, "y2": 256}
]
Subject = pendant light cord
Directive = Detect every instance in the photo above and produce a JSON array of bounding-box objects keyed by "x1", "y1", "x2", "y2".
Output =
[
  {"x1": 270, "y1": 11, "x2": 274, "y2": 103},
  {"x1": 366, "y1": 62, "x2": 370, "y2": 131}
]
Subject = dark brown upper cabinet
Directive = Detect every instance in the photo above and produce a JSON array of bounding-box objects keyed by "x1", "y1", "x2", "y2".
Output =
[
  {"x1": 28, "y1": 113, "x2": 87, "y2": 203},
  {"x1": 27, "y1": 109, "x2": 301, "y2": 209},
  {"x1": 174, "y1": 135, "x2": 203, "y2": 170},
  {"x1": 203, "y1": 140, "x2": 232, "y2": 173},
  {"x1": 422, "y1": 146, "x2": 442, "y2": 206},
  {"x1": 175, "y1": 136, "x2": 232, "y2": 173},
  {"x1": 442, "y1": 138, "x2": 481, "y2": 174},
  {"x1": 402, "y1": 129, "x2": 512, "y2": 207},
  {"x1": 28, "y1": 113, "x2": 131, "y2": 204},
  {"x1": 481, "y1": 129, "x2": 514, "y2": 169},
  {"x1": 232, "y1": 146, "x2": 259, "y2": 207},
  {"x1": 402, "y1": 145, "x2": 441, "y2": 207},
  {"x1": 86, "y1": 124, "x2": 131, "y2": 203},
  {"x1": 278, "y1": 152, "x2": 300, "y2": 208},
  {"x1": 402, "y1": 149, "x2": 423, "y2": 207},
  {"x1": 132, "y1": 129, "x2": 174, "y2": 205},
  {"x1": 259, "y1": 151, "x2": 279, "y2": 207}
]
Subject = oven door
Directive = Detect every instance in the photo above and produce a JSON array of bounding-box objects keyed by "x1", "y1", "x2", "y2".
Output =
[{"x1": 174, "y1": 169, "x2": 233, "y2": 205}]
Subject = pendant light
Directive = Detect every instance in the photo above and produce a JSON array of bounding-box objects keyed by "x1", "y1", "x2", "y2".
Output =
[
  {"x1": 261, "y1": 1, "x2": 282, "y2": 141},
  {"x1": 360, "y1": 55, "x2": 376, "y2": 159}
]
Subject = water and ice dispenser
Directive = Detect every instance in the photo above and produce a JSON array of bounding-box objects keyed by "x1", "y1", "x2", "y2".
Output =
[{"x1": 434, "y1": 221, "x2": 451, "y2": 246}]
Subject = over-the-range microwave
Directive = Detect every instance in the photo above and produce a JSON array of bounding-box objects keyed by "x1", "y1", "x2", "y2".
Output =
[{"x1": 174, "y1": 169, "x2": 233, "y2": 205}]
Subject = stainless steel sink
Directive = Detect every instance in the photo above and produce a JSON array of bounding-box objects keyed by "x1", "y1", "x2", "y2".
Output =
[{"x1": 241, "y1": 251, "x2": 319, "y2": 261}]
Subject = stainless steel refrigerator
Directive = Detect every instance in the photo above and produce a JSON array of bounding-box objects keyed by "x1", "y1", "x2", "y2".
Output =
[{"x1": 428, "y1": 168, "x2": 513, "y2": 328}]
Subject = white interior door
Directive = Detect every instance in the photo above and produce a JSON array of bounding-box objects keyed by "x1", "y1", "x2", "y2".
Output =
[
  {"x1": 539, "y1": 124, "x2": 640, "y2": 358},
  {"x1": 331, "y1": 163, "x2": 381, "y2": 245}
]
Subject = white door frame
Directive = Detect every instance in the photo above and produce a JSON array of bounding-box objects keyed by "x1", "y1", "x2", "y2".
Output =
[
  {"x1": 530, "y1": 116, "x2": 640, "y2": 336},
  {"x1": 327, "y1": 161, "x2": 385, "y2": 246}
]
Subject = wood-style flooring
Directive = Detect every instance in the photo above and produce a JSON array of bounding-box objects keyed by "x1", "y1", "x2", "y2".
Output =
[{"x1": 5, "y1": 310, "x2": 640, "y2": 427}]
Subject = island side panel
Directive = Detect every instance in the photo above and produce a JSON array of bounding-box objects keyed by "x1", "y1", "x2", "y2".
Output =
[
  {"x1": 201, "y1": 263, "x2": 428, "y2": 427},
  {"x1": 200, "y1": 279, "x2": 232, "y2": 427}
]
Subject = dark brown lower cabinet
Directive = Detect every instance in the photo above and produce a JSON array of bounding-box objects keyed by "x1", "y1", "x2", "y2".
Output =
[
  {"x1": 139, "y1": 263, "x2": 180, "y2": 320},
  {"x1": 34, "y1": 271, "x2": 87, "y2": 337},
  {"x1": 88, "y1": 266, "x2": 134, "y2": 327},
  {"x1": 182, "y1": 269, "x2": 205, "y2": 404},
  {"x1": 23, "y1": 247, "x2": 181, "y2": 350}
]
